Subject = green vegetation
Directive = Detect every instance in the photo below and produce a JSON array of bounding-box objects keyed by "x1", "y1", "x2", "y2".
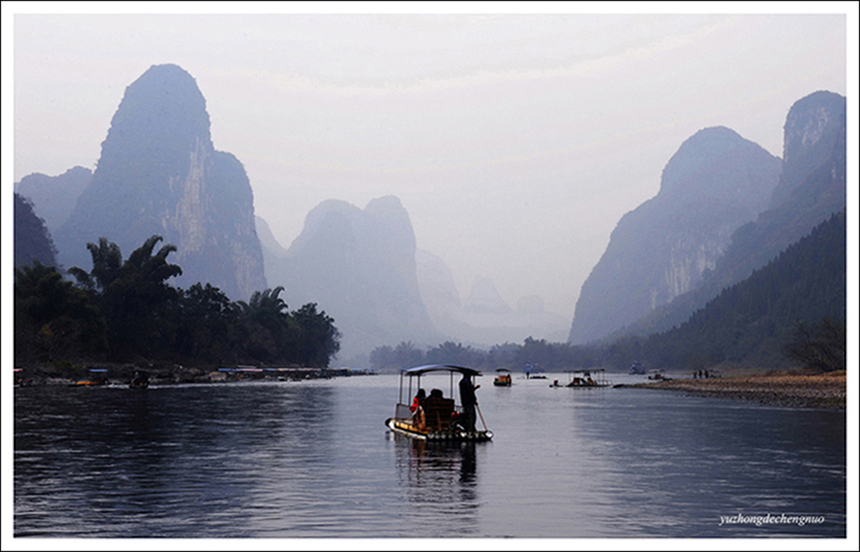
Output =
[
  {"x1": 15, "y1": 235, "x2": 340, "y2": 368},
  {"x1": 14, "y1": 261, "x2": 108, "y2": 363},
  {"x1": 784, "y1": 317, "x2": 846, "y2": 372}
]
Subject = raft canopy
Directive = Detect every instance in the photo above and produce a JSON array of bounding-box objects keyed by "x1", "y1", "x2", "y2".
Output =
[{"x1": 401, "y1": 364, "x2": 482, "y2": 377}]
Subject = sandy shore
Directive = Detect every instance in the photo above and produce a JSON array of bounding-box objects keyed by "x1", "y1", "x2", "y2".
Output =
[{"x1": 632, "y1": 373, "x2": 846, "y2": 409}]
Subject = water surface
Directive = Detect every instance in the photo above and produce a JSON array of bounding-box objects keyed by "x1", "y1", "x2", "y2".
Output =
[{"x1": 14, "y1": 374, "x2": 846, "y2": 538}]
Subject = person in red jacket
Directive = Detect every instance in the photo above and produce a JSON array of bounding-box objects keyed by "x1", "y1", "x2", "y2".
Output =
[{"x1": 410, "y1": 388, "x2": 426, "y2": 430}]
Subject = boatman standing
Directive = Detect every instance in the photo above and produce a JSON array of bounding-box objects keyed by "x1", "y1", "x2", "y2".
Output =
[{"x1": 459, "y1": 373, "x2": 480, "y2": 431}]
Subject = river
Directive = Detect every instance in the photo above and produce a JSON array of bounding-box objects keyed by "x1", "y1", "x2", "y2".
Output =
[{"x1": 13, "y1": 373, "x2": 846, "y2": 539}]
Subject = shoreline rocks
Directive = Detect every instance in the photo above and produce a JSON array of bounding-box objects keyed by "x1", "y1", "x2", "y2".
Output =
[{"x1": 632, "y1": 373, "x2": 846, "y2": 409}]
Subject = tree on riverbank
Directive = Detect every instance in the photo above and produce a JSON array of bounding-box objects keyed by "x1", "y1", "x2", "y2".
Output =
[
  {"x1": 14, "y1": 261, "x2": 107, "y2": 364},
  {"x1": 15, "y1": 235, "x2": 341, "y2": 368},
  {"x1": 69, "y1": 235, "x2": 182, "y2": 359},
  {"x1": 293, "y1": 303, "x2": 341, "y2": 367},
  {"x1": 784, "y1": 317, "x2": 846, "y2": 372}
]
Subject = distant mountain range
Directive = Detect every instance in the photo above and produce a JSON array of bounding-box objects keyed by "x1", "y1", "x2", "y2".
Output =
[
  {"x1": 13, "y1": 64, "x2": 845, "y2": 367},
  {"x1": 14, "y1": 166, "x2": 92, "y2": 238},
  {"x1": 598, "y1": 90, "x2": 846, "y2": 343},
  {"x1": 415, "y1": 250, "x2": 570, "y2": 347}
]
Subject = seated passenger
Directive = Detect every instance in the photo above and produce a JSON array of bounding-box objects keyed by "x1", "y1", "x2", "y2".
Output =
[
  {"x1": 410, "y1": 388, "x2": 426, "y2": 413},
  {"x1": 410, "y1": 388, "x2": 426, "y2": 430},
  {"x1": 425, "y1": 388, "x2": 454, "y2": 430}
]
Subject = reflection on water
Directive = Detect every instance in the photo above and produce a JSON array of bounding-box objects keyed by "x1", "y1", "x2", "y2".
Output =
[
  {"x1": 392, "y1": 435, "x2": 480, "y2": 536},
  {"x1": 14, "y1": 375, "x2": 846, "y2": 538},
  {"x1": 15, "y1": 383, "x2": 338, "y2": 537}
]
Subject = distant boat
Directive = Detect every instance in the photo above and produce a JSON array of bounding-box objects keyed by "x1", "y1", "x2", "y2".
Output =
[
  {"x1": 493, "y1": 368, "x2": 512, "y2": 387},
  {"x1": 524, "y1": 364, "x2": 547, "y2": 379},
  {"x1": 75, "y1": 368, "x2": 108, "y2": 387},
  {"x1": 629, "y1": 362, "x2": 646, "y2": 375},
  {"x1": 647, "y1": 370, "x2": 671, "y2": 381},
  {"x1": 385, "y1": 364, "x2": 493, "y2": 442},
  {"x1": 564, "y1": 369, "x2": 613, "y2": 388},
  {"x1": 130, "y1": 370, "x2": 150, "y2": 389}
]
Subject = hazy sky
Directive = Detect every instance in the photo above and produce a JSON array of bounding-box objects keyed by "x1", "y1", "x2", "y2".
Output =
[{"x1": 5, "y1": 3, "x2": 853, "y2": 319}]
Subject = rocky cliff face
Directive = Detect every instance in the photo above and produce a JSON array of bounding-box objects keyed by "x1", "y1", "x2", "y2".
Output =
[
  {"x1": 54, "y1": 64, "x2": 266, "y2": 300},
  {"x1": 568, "y1": 126, "x2": 781, "y2": 345},
  {"x1": 594, "y1": 91, "x2": 847, "y2": 342},
  {"x1": 264, "y1": 196, "x2": 439, "y2": 361},
  {"x1": 704, "y1": 91, "x2": 846, "y2": 292},
  {"x1": 770, "y1": 91, "x2": 846, "y2": 211}
]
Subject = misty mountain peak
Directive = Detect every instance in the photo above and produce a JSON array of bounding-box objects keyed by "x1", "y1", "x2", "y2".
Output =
[
  {"x1": 365, "y1": 195, "x2": 408, "y2": 219},
  {"x1": 772, "y1": 90, "x2": 846, "y2": 209},
  {"x1": 659, "y1": 126, "x2": 778, "y2": 208},
  {"x1": 55, "y1": 63, "x2": 266, "y2": 300},
  {"x1": 569, "y1": 125, "x2": 781, "y2": 345},
  {"x1": 783, "y1": 91, "x2": 845, "y2": 150},
  {"x1": 100, "y1": 64, "x2": 212, "y2": 170},
  {"x1": 14, "y1": 166, "x2": 93, "y2": 234},
  {"x1": 464, "y1": 277, "x2": 512, "y2": 315},
  {"x1": 269, "y1": 195, "x2": 437, "y2": 359}
]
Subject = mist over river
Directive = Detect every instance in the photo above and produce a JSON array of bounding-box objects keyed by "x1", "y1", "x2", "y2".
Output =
[{"x1": 14, "y1": 374, "x2": 845, "y2": 538}]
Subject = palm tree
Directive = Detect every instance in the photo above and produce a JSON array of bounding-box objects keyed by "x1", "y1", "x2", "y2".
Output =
[
  {"x1": 69, "y1": 235, "x2": 183, "y2": 359},
  {"x1": 68, "y1": 237, "x2": 123, "y2": 292}
]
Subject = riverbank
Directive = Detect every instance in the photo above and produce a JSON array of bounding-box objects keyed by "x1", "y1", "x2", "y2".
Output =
[
  {"x1": 13, "y1": 362, "x2": 367, "y2": 387},
  {"x1": 631, "y1": 372, "x2": 846, "y2": 409}
]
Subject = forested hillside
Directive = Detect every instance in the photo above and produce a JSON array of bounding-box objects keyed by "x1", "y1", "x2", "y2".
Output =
[
  {"x1": 14, "y1": 193, "x2": 57, "y2": 270},
  {"x1": 632, "y1": 210, "x2": 846, "y2": 370}
]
